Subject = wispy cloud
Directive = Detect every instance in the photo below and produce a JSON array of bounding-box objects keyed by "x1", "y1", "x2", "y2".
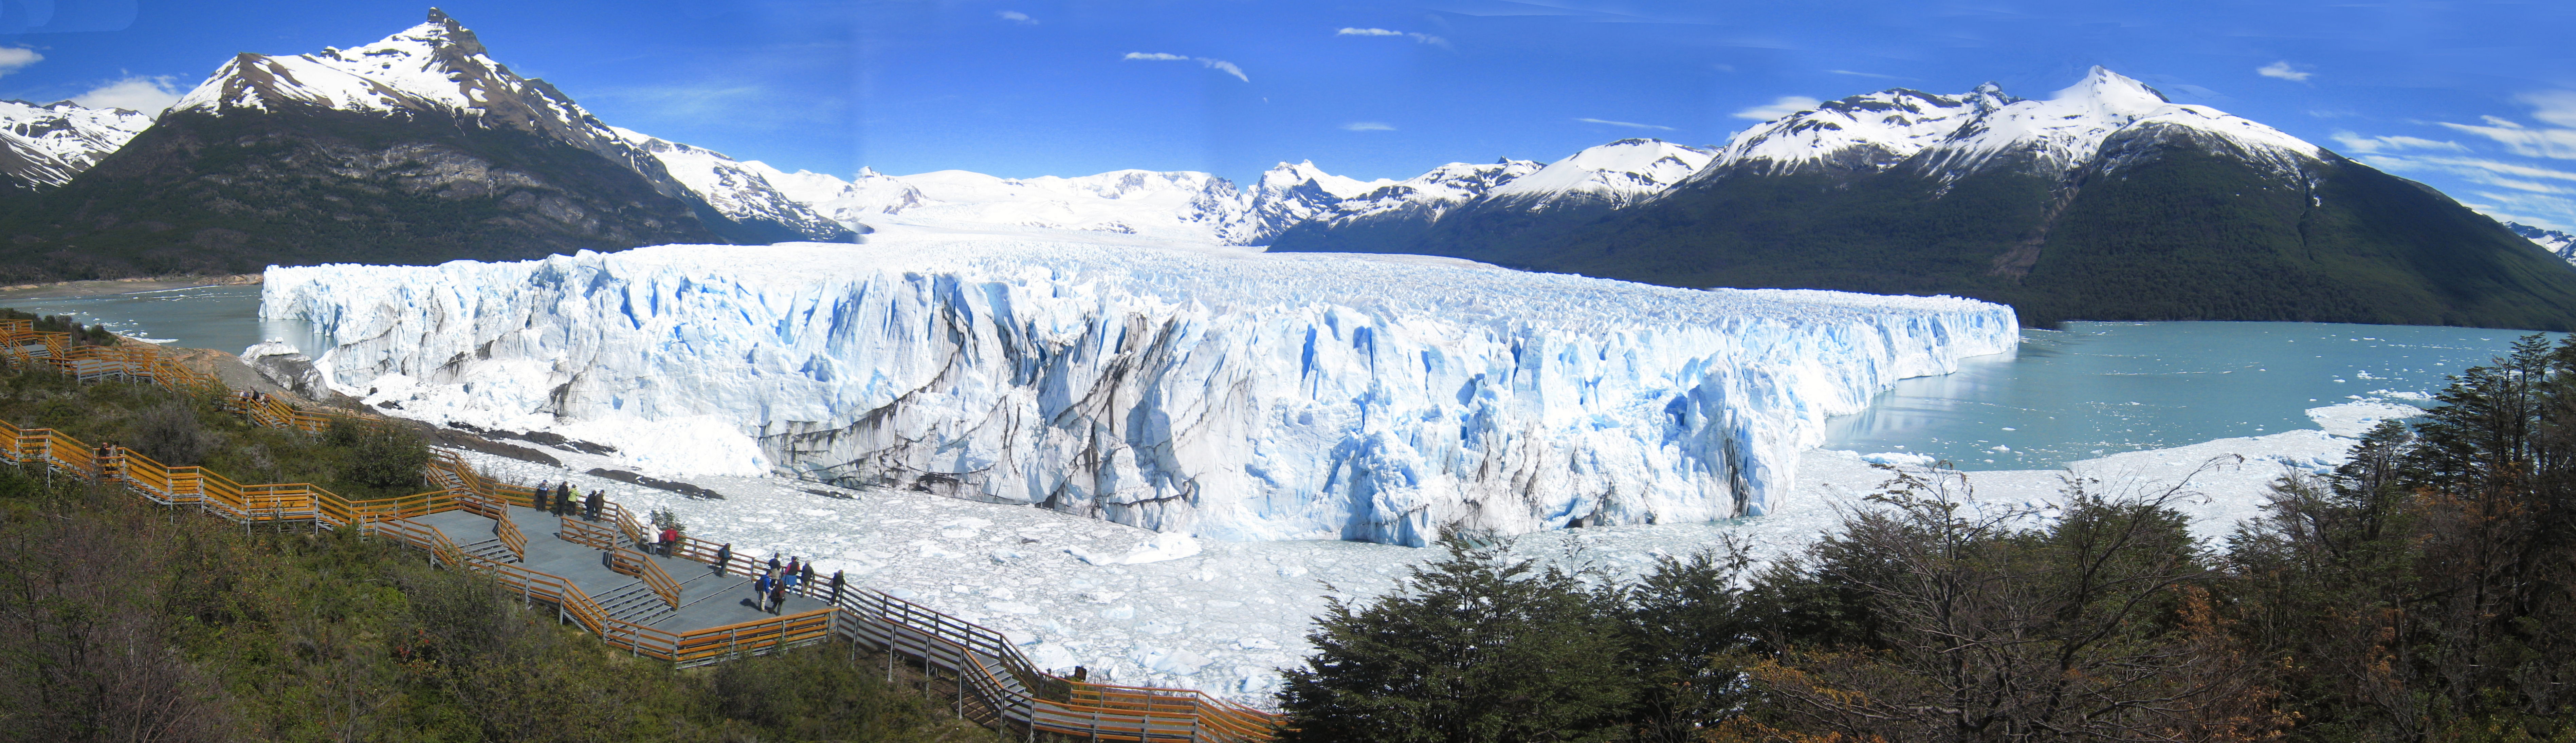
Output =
[
  {"x1": 72, "y1": 75, "x2": 182, "y2": 112},
  {"x1": 997, "y1": 10, "x2": 1037, "y2": 25},
  {"x1": 2364, "y1": 153, "x2": 2576, "y2": 196},
  {"x1": 1335, "y1": 27, "x2": 1449, "y2": 48},
  {"x1": 1121, "y1": 52, "x2": 1250, "y2": 82},
  {"x1": 1732, "y1": 95, "x2": 1821, "y2": 121},
  {"x1": 1826, "y1": 69, "x2": 1906, "y2": 80},
  {"x1": 1341, "y1": 122, "x2": 1395, "y2": 131},
  {"x1": 2329, "y1": 131, "x2": 2469, "y2": 154},
  {"x1": 1576, "y1": 117, "x2": 1672, "y2": 131},
  {"x1": 2257, "y1": 60, "x2": 2312, "y2": 82},
  {"x1": 0, "y1": 46, "x2": 40, "y2": 77}
]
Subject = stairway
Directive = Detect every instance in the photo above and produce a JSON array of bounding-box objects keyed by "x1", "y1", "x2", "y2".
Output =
[
  {"x1": 598, "y1": 579, "x2": 676, "y2": 626},
  {"x1": 460, "y1": 536, "x2": 518, "y2": 563}
]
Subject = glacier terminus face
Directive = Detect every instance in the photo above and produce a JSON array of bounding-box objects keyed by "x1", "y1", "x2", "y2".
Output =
[{"x1": 262, "y1": 228, "x2": 2016, "y2": 546}]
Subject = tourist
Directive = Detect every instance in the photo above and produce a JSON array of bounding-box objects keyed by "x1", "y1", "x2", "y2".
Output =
[
  {"x1": 799, "y1": 560, "x2": 816, "y2": 596},
  {"x1": 827, "y1": 569, "x2": 845, "y2": 606},
  {"x1": 1073, "y1": 666, "x2": 1088, "y2": 682},
  {"x1": 714, "y1": 543, "x2": 732, "y2": 575},
  {"x1": 558, "y1": 485, "x2": 578, "y2": 517},
  {"x1": 582, "y1": 488, "x2": 602, "y2": 521},
  {"x1": 753, "y1": 572, "x2": 773, "y2": 612},
  {"x1": 659, "y1": 525, "x2": 679, "y2": 556},
  {"x1": 783, "y1": 562, "x2": 801, "y2": 595},
  {"x1": 767, "y1": 575, "x2": 788, "y2": 614},
  {"x1": 767, "y1": 555, "x2": 781, "y2": 577}
]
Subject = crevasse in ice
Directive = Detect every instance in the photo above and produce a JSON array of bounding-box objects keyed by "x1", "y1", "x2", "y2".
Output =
[{"x1": 262, "y1": 230, "x2": 2016, "y2": 546}]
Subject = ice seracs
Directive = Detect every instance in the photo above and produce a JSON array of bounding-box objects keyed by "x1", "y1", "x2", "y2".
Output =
[{"x1": 262, "y1": 228, "x2": 2017, "y2": 546}]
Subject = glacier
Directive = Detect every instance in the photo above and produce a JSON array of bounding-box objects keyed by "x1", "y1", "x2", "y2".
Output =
[{"x1": 263, "y1": 228, "x2": 2016, "y2": 545}]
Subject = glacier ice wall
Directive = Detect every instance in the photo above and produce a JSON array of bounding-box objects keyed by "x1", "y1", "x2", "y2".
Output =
[{"x1": 263, "y1": 231, "x2": 2016, "y2": 545}]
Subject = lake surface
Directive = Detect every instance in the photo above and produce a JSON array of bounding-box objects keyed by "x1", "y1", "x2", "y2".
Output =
[
  {"x1": 0, "y1": 288, "x2": 2538, "y2": 472},
  {"x1": 1823, "y1": 321, "x2": 2555, "y2": 470},
  {"x1": 0, "y1": 284, "x2": 331, "y2": 358}
]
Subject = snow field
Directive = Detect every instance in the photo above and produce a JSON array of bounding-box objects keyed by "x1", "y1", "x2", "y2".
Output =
[
  {"x1": 265, "y1": 229, "x2": 2017, "y2": 545},
  {"x1": 447, "y1": 398, "x2": 2403, "y2": 705}
]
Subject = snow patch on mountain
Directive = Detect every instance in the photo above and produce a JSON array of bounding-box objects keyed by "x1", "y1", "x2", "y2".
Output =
[
  {"x1": 2506, "y1": 221, "x2": 2576, "y2": 265},
  {"x1": 0, "y1": 99, "x2": 156, "y2": 188},
  {"x1": 262, "y1": 227, "x2": 2017, "y2": 545},
  {"x1": 1486, "y1": 138, "x2": 1716, "y2": 209},
  {"x1": 608, "y1": 127, "x2": 853, "y2": 241},
  {"x1": 1711, "y1": 67, "x2": 2325, "y2": 185}
]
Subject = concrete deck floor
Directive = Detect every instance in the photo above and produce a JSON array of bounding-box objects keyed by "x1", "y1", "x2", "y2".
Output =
[{"x1": 415, "y1": 505, "x2": 834, "y2": 633}]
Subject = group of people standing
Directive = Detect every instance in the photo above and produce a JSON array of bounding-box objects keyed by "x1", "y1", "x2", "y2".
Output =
[
  {"x1": 746, "y1": 554, "x2": 848, "y2": 614},
  {"x1": 533, "y1": 481, "x2": 601, "y2": 521}
]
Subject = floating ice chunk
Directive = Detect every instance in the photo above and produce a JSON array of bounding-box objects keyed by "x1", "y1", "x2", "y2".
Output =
[
  {"x1": 986, "y1": 601, "x2": 1041, "y2": 615},
  {"x1": 989, "y1": 549, "x2": 1026, "y2": 563},
  {"x1": 1859, "y1": 451, "x2": 1936, "y2": 466},
  {"x1": 1141, "y1": 647, "x2": 1214, "y2": 675},
  {"x1": 1026, "y1": 643, "x2": 1077, "y2": 671},
  {"x1": 1100, "y1": 605, "x2": 1135, "y2": 620},
  {"x1": 1115, "y1": 533, "x2": 1203, "y2": 564},
  {"x1": 1236, "y1": 637, "x2": 1280, "y2": 651}
]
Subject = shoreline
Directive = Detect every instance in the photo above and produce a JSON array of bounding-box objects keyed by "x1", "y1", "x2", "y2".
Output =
[{"x1": 0, "y1": 274, "x2": 262, "y2": 301}]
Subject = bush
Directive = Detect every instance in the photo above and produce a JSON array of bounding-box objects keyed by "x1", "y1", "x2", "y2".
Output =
[{"x1": 128, "y1": 398, "x2": 213, "y2": 465}]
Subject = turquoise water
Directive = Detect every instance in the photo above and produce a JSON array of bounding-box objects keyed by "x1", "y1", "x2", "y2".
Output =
[
  {"x1": 1822, "y1": 322, "x2": 2557, "y2": 471},
  {"x1": 0, "y1": 284, "x2": 331, "y2": 357},
  {"x1": 0, "y1": 289, "x2": 2535, "y2": 473}
]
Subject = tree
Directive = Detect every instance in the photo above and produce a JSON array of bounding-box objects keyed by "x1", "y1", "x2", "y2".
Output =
[
  {"x1": 1279, "y1": 538, "x2": 1639, "y2": 743},
  {"x1": 1731, "y1": 464, "x2": 2286, "y2": 743}
]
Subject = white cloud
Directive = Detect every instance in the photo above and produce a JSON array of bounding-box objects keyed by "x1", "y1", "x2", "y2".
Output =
[
  {"x1": 1121, "y1": 53, "x2": 1249, "y2": 82},
  {"x1": 2257, "y1": 60, "x2": 2312, "y2": 82},
  {"x1": 72, "y1": 75, "x2": 183, "y2": 113},
  {"x1": 2328, "y1": 131, "x2": 2469, "y2": 154},
  {"x1": 2363, "y1": 153, "x2": 2576, "y2": 197},
  {"x1": 1576, "y1": 117, "x2": 1673, "y2": 131},
  {"x1": 1335, "y1": 27, "x2": 1449, "y2": 47},
  {"x1": 2520, "y1": 90, "x2": 2576, "y2": 128},
  {"x1": 1732, "y1": 95, "x2": 1821, "y2": 121},
  {"x1": 1826, "y1": 69, "x2": 1904, "y2": 80},
  {"x1": 0, "y1": 47, "x2": 40, "y2": 77},
  {"x1": 997, "y1": 10, "x2": 1037, "y2": 25},
  {"x1": 1341, "y1": 122, "x2": 1395, "y2": 131},
  {"x1": 2441, "y1": 120, "x2": 2576, "y2": 159}
]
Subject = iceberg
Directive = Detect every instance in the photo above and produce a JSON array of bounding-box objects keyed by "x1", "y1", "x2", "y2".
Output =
[{"x1": 262, "y1": 228, "x2": 2015, "y2": 545}]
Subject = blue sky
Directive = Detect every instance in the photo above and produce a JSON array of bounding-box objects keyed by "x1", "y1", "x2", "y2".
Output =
[{"x1": 8, "y1": 1, "x2": 2576, "y2": 228}]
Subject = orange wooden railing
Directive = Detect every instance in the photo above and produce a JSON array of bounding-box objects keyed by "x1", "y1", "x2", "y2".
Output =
[{"x1": 0, "y1": 380, "x2": 1286, "y2": 740}]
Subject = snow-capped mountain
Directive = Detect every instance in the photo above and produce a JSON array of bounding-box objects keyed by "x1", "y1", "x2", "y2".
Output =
[
  {"x1": 1709, "y1": 67, "x2": 2323, "y2": 187},
  {"x1": 1265, "y1": 139, "x2": 1710, "y2": 255},
  {"x1": 609, "y1": 127, "x2": 856, "y2": 242},
  {"x1": 1274, "y1": 67, "x2": 2576, "y2": 331},
  {"x1": 165, "y1": 8, "x2": 843, "y2": 243},
  {"x1": 2507, "y1": 222, "x2": 2576, "y2": 265},
  {"x1": 1485, "y1": 138, "x2": 1715, "y2": 209},
  {"x1": 0, "y1": 99, "x2": 155, "y2": 190}
]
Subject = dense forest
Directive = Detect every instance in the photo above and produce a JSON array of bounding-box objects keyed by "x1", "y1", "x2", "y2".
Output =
[{"x1": 1282, "y1": 335, "x2": 2576, "y2": 742}]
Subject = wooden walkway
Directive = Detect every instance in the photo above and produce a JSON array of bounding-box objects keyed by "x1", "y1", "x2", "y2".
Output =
[{"x1": 0, "y1": 322, "x2": 1287, "y2": 742}]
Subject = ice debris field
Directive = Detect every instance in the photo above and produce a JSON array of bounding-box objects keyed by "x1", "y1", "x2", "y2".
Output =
[
  {"x1": 263, "y1": 226, "x2": 2016, "y2": 545},
  {"x1": 442, "y1": 398, "x2": 2413, "y2": 702}
]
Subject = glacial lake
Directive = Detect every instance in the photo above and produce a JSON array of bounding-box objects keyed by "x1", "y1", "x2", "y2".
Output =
[
  {"x1": 0, "y1": 283, "x2": 331, "y2": 358},
  {"x1": 1822, "y1": 321, "x2": 2555, "y2": 471},
  {"x1": 0, "y1": 286, "x2": 2545, "y2": 471}
]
